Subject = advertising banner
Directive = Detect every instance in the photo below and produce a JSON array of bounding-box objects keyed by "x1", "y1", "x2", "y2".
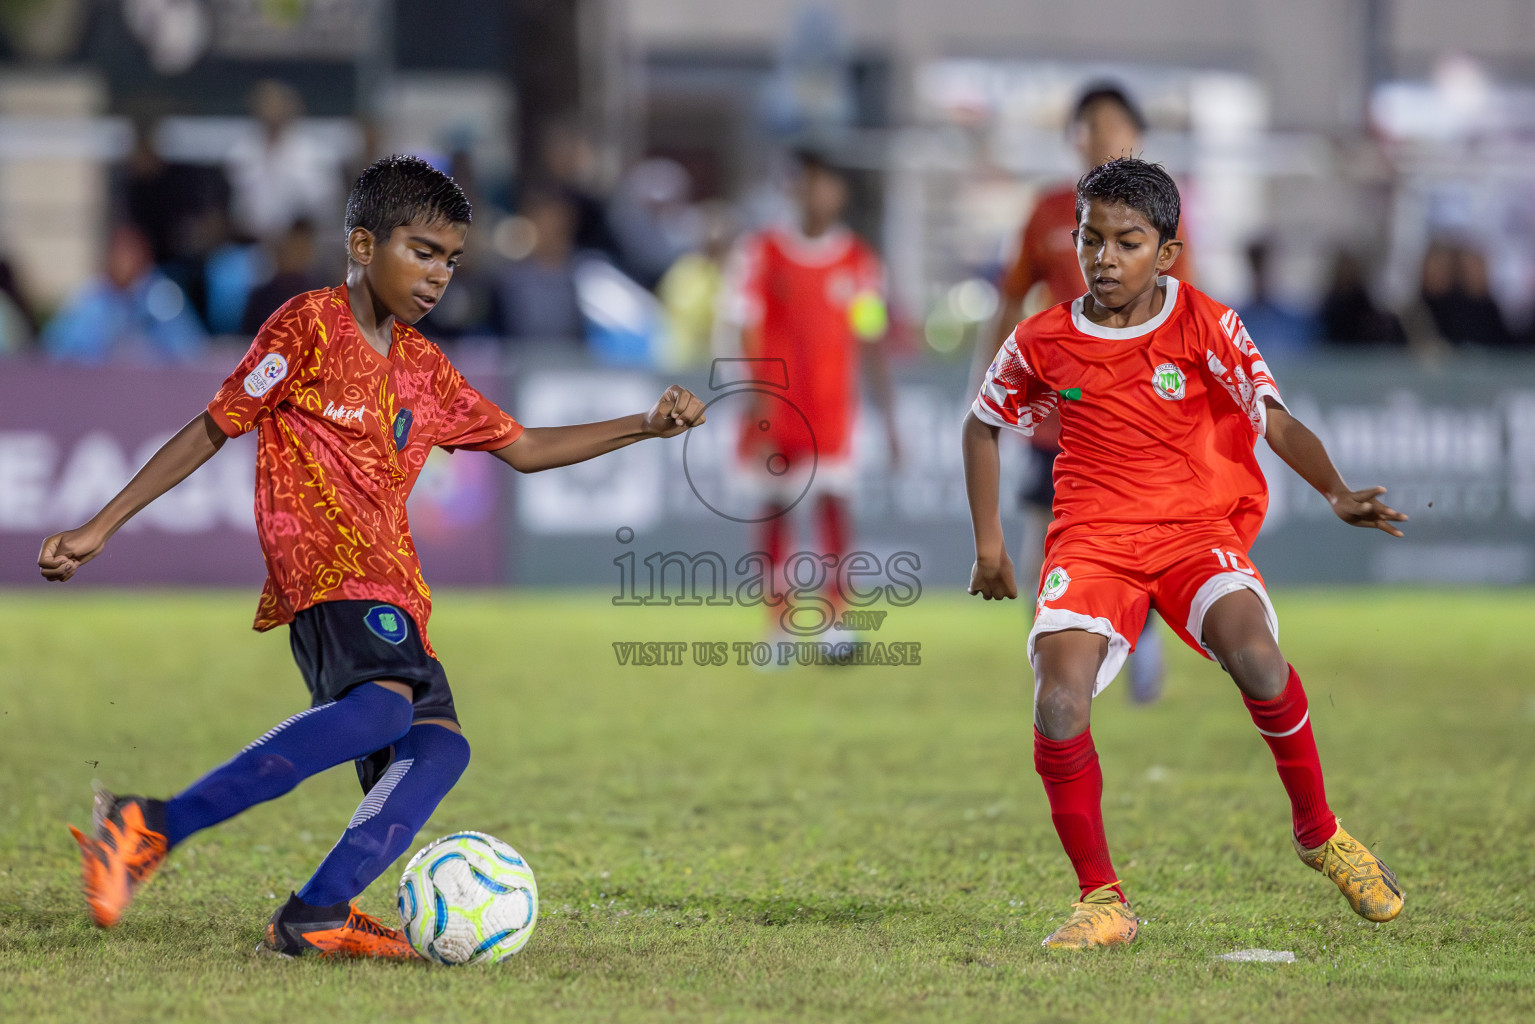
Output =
[
  {"x1": 5, "y1": 352, "x2": 1532, "y2": 590},
  {"x1": 0, "y1": 359, "x2": 505, "y2": 589},
  {"x1": 502, "y1": 352, "x2": 1535, "y2": 590}
]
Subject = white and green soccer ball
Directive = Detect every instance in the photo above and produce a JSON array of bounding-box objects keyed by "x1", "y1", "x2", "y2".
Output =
[{"x1": 397, "y1": 832, "x2": 538, "y2": 965}]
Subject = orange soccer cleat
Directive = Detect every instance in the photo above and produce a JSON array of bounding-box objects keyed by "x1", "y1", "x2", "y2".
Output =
[
  {"x1": 1040, "y1": 882, "x2": 1139, "y2": 949},
  {"x1": 1295, "y1": 818, "x2": 1404, "y2": 922},
  {"x1": 68, "y1": 787, "x2": 170, "y2": 928},
  {"x1": 260, "y1": 892, "x2": 419, "y2": 960}
]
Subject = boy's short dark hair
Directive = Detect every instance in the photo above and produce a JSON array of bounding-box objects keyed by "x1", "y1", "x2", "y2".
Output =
[
  {"x1": 1076, "y1": 157, "x2": 1180, "y2": 246},
  {"x1": 344, "y1": 155, "x2": 472, "y2": 242},
  {"x1": 1072, "y1": 81, "x2": 1147, "y2": 133},
  {"x1": 790, "y1": 146, "x2": 845, "y2": 178}
]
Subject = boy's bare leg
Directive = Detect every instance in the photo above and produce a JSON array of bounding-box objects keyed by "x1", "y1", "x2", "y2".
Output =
[
  {"x1": 1200, "y1": 590, "x2": 1287, "y2": 701},
  {"x1": 1032, "y1": 629, "x2": 1105, "y2": 739},
  {"x1": 1202, "y1": 590, "x2": 1403, "y2": 921},
  {"x1": 1030, "y1": 629, "x2": 1137, "y2": 947}
]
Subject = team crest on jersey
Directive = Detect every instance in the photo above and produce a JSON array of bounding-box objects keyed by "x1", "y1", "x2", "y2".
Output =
[
  {"x1": 243, "y1": 353, "x2": 288, "y2": 398},
  {"x1": 364, "y1": 605, "x2": 409, "y2": 645},
  {"x1": 392, "y1": 409, "x2": 413, "y2": 451},
  {"x1": 1040, "y1": 566, "x2": 1071, "y2": 602},
  {"x1": 1151, "y1": 362, "x2": 1186, "y2": 401}
]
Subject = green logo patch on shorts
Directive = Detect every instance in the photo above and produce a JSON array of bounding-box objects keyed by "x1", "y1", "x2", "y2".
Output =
[{"x1": 364, "y1": 605, "x2": 409, "y2": 645}]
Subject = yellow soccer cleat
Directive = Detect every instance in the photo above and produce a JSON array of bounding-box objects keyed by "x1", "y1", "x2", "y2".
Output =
[
  {"x1": 1295, "y1": 818, "x2": 1404, "y2": 923},
  {"x1": 1040, "y1": 882, "x2": 1138, "y2": 949}
]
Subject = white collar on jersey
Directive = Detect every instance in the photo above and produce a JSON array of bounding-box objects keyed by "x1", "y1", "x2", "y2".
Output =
[
  {"x1": 770, "y1": 223, "x2": 854, "y2": 266},
  {"x1": 1070, "y1": 276, "x2": 1181, "y2": 340}
]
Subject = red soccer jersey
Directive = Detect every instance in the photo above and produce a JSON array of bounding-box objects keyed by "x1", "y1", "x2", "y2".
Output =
[
  {"x1": 722, "y1": 225, "x2": 883, "y2": 459},
  {"x1": 972, "y1": 277, "x2": 1282, "y2": 549},
  {"x1": 207, "y1": 285, "x2": 522, "y2": 651}
]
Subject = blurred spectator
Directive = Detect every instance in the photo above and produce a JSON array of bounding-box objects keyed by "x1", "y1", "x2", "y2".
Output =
[
  {"x1": 0, "y1": 256, "x2": 37, "y2": 355},
  {"x1": 1237, "y1": 239, "x2": 1317, "y2": 357},
  {"x1": 43, "y1": 224, "x2": 207, "y2": 364},
  {"x1": 186, "y1": 205, "x2": 264, "y2": 335},
  {"x1": 658, "y1": 199, "x2": 738, "y2": 368},
  {"x1": 119, "y1": 117, "x2": 232, "y2": 271},
  {"x1": 226, "y1": 80, "x2": 343, "y2": 241},
  {"x1": 241, "y1": 219, "x2": 330, "y2": 334},
  {"x1": 539, "y1": 120, "x2": 620, "y2": 262},
  {"x1": 608, "y1": 157, "x2": 695, "y2": 290},
  {"x1": 1319, "y1": 249, "x2": 1406, "y2": 347},
  {"x1": 495, "y1": 188, "x2": 583, "y2": 343},
  {"x1": 1420, "y1": 240, "x2": 1516, "y2": 348},
  {"x1": 115, "y1": 115, "x2": 249, "y2": 331}
]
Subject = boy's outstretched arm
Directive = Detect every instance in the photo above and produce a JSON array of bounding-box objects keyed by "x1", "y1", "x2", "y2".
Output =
[
  {"x1": 39, "y1": 411, "x2": 228, "y2": 581},
  {"x1": 1263, "y1": 398, "x2": 1407, "y2": 537},
  {"x1": 491, "y1": 384, "x2": 705, "y2": 473},
  {"x1": 962, "y1": 411, "x2": 1018, "y2": 599}
]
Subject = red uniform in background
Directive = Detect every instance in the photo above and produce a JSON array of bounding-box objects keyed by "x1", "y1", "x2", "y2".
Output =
[
  {"x1": 720, "y1": 224, "x2": 885, "y2": 626},
  {"x1": 207, "y1": 285, "x2": 521, "y2": 652},
  {"x1": 724, "y1": 225, "x2": 883, "y2": 466},
  {"x1": 974, "y1": 277, "x2": 1282, "y2": 692}
]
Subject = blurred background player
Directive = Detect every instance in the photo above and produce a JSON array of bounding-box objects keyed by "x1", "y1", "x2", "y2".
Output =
[
  {"x1": 717, "y1": 149, "x2": 899, "y2": 643},
  {"x1": 971, "y1": 82, "x2": 1198, "y2": 705}
]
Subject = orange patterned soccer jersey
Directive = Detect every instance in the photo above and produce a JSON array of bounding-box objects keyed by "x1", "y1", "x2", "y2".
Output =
[
  {"x1": 973, "y1": 277, "x2": 1282, "y2": 550},
  {"x1": 207, "y1": 285, "x2": 522, "y2": 651}
]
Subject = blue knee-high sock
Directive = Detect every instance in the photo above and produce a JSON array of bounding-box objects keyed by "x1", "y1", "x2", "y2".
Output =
[
  {"x1": 296, "y1": 723, "x2": 470, "y2": 907},
  {"x1": 162, "y1": 683, "x2": 414, "y2": 847}
]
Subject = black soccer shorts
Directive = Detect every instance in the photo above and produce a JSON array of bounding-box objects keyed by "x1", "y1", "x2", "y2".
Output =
[{"x1": 288, "y1": 599, "x2": 459, "y2": 725}]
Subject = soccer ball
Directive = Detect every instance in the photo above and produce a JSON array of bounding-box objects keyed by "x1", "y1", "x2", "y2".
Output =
[{"x1": 397, "y1": 831, "x2": 538, "y2": 965}]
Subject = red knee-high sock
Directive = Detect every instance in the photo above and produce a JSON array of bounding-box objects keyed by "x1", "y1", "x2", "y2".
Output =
[
  {"x1": 758, "y1": 506, "x2": 792, "y2": 618},
  {"x1": 1034, "y1": 728, "x2": 1124, "y2": 902},
  {"x1": 817, "y1": 496, "x2": 851, "y2": 621},
  {"x1": 816, "y1": 495, "x2": 850, "y2": 563},
  {"x1": 1243, "y1": 665, "x2": 1336, "y2": 849}
]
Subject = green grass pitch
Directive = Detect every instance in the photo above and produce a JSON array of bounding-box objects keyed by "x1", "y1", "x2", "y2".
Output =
[{"x1": 2, "y1": 589, "x2": 1533, "y2": 1023}]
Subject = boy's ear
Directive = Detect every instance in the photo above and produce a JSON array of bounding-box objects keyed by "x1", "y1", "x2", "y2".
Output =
[
  {"x1": 347, "y1": 226, "x2": 377, "y2": 266},
  {"x1": 1157, "y1": 237, "x2": 1185, "y2": 272}
]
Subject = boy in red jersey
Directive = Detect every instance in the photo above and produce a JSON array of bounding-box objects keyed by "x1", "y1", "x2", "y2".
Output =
[
  {"x1": 976, "y1": 82, "x2": 1197, "y2": 704},
  {"x1": 38, "y1": 156, "x2": 705, "y2": 958},
  {"x1": 719, "y1": 150, "x2": 898, "y2": 637},
  {"x1": 962, "y1": 158, "x2": 1407, "y2": 949}
]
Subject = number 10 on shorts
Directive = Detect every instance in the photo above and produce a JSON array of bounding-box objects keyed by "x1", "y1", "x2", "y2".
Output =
[{"x1": 1212, "y1": 549, "x2": 1256, "y2": 575}]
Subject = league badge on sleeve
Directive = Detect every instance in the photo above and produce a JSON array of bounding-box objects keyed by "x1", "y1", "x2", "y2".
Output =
[
  {"x1": 364, "y1": 605, "x2": 410, "y2": 645},
  {"x1": 1151, "y1": 363, "x2": 1187, "y2": 401},
  {"x1": 243, "y1": 353, "x2": 289, "y2": 398}
]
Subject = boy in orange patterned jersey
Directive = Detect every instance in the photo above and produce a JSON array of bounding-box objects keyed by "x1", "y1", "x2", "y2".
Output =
[
  {"x1": 962, "y1": 158, "x2": 1406, "y2": 949},
  {"x1": 39, "y1": 156, "x2": 705, "y2": 958}
]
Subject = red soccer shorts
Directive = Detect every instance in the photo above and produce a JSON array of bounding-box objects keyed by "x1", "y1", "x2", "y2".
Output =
[{"x1": 1027, "y1": 520, "x2": 1278, "y2": 696}]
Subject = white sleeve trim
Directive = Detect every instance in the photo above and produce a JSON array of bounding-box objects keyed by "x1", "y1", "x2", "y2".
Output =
[
  {"x1": 969, "y1": 394, "x2": 1018, "y2": 432},
  {"x1": 1255, "y1": 383, "x2": 1284, "y2": 436}
]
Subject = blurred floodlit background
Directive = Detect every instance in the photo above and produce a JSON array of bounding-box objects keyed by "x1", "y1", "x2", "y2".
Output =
[{"x1": 0, "y1": 0, "x2": 1533, "y2": 589}]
